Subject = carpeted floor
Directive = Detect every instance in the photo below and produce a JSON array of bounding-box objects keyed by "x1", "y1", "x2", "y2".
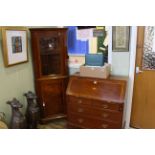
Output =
[{"x1": 37, "y1": 119, "x2": 67, "y2": 129}]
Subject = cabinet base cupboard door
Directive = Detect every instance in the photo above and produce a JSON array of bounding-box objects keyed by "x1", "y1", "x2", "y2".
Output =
[
  {"x1": 30, "y1": 28, "x2": 68, "y2": 123},
  {"x1": 37, "y1": 78, "x2": 67, "y2": 122}
]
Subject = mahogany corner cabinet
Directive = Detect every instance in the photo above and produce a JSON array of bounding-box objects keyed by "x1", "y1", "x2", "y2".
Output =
[{"x1": 30, "y1": 28, "x2": 68, "y2": 123}]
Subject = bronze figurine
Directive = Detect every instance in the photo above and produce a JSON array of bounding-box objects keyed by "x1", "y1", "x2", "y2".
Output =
[{"x1": 7, "y1": 98, "x2": 26, "y2": 129}]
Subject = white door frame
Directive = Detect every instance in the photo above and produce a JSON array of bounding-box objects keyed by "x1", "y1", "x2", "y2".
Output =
[
  {"x1": 124, "y1": 26, "x2": 137, "y2": 128},
  {"x1": 108, "y1": 26, "x2": 138, "y2": 128}
]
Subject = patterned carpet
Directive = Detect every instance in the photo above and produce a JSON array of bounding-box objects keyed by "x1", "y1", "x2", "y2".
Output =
[{"x1": 37, "y1": 119, "x2": 67, "y2": 129}]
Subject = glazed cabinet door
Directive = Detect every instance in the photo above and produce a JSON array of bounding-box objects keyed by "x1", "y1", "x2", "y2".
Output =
[
  {"x1": 31, "y1": 29, "x2": 68, "y2": 78},
  {"x1": 37, "y1": 78, "x2": 65, "y2": 118}
]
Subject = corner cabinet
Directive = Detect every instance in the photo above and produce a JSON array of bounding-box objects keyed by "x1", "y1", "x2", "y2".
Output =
[
  {"x1": 30, "y1": 28, "x2": 68, "y2": 123},
  {"x1": 66, "y1": 74, "x2": 127, "y2": 129}
]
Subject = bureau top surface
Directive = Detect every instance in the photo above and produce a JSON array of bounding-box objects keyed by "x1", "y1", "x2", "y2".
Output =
[
  {"x1": 72, "y1": 72, "x2": 128, "y2": 81},
  {"x1": 66, "y1": 73, "x2": 127, "y2": 103}
]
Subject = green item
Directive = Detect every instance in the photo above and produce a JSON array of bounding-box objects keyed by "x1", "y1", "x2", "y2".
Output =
[{"x1": 97, "y1": 36, "x2": 104, "y2": 53}]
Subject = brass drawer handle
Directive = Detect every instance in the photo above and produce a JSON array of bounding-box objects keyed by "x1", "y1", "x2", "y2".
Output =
[
  {"x1": 102, "y1": 113, "x2": 109, "y2": 118},
  {"x1": 78, "y1": 99, "x2": 82, "y2": 104},
  {"x1": 58, "y1": 32, "x2": 61, "y2": 36},
  {"x1": 78, "y1": 118, "x2": 84, "y2": 123},
  {"x1": 77, "y1": 108, "x2": 84, "y2": 113},
  {"x1": 102, "y1": 124, "x2": 108, "y2": 128},
  {"x1": 102, "y1": 104, "x2": 108, "y2": 109}
]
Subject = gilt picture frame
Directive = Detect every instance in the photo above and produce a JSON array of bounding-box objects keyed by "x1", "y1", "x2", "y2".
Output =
[
  {"x1": 112, "y1": 26, "x2": 130, "y2": 52},
  {"x1": 2, "y1": 27, "x2": 28, "y2": 67}
]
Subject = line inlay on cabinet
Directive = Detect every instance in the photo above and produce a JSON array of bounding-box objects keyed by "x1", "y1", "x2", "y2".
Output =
[{"x1": 30, "y1": 28, "x2": 68, "y2": 123}]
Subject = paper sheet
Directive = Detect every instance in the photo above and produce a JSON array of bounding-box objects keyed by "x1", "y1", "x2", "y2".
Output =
[{"x1": 76, "y1": 28, "x2": 93, "y2": 40}]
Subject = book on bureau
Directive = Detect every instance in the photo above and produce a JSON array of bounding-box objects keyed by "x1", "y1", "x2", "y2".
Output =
[{"x1": 66, "y1": 73, "x2": 127, "y2": 129}]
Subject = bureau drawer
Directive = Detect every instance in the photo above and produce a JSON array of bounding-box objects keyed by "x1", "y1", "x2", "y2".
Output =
[
  {"x1": 68, "y1": 96, "x2": 91, "y2": 106},
  {"x1": 68, "y1": 113, "x2": 94, "y2": 128},
  {"x1": 68, "y1": 113, "x2": 122, "y2": 129},
  {"x1": 94, "y1": 119, "x2": 122, "y2": 129},
  {"x1": 92, "y1": 109, "x2": 122, "y2": 123},
  {"x1": 92, "y1": 100, "x2": 123, "y2": 112},
  {"x1": 67, "y1": 103, "x2": 92, "y2": 115},
  {"x1": 67, "y1": 103, "x2": 122, "y2": 123}
]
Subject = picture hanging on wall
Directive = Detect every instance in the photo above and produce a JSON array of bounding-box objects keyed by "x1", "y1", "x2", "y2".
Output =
[
  {"x1": 2, "y1": 27, "x2": 28, "y2": 67},
  {"x1": 112, "y1": 26, "x2": 130, "y2": 52}
]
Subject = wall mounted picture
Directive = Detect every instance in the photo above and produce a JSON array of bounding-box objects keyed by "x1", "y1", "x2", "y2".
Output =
[
  {"x1": 112, "y1": 26, "x2": 130, "y2": 52},
  {"x1": 2, "y1": 27, "x2": 28, "y2": 67}
]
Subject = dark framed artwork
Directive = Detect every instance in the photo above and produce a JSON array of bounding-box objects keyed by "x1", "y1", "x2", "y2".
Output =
[
  {"x1": 112, "y1": 26, "x2": 130, "y2": 52},
  {"x1": 2, "y1": 27, "x2": 28, "y2": 67}
]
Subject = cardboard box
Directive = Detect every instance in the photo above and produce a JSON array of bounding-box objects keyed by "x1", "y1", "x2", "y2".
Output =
[{"x1": 80, "y1": 63, "x2": 111, "y2": 79}]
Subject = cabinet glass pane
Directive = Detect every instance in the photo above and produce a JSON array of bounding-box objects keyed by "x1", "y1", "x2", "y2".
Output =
[{"x1": 39, "y1": 36, "x2": 61, "y2": 75}]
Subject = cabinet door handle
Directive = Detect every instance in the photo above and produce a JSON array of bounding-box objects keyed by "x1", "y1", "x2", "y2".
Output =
[
  {"x1": 102, "y1": 124, "x2": 108, "y2": 128},
  {"x1": 43, "y1": 102, "x2": 45, "y2": 107}
]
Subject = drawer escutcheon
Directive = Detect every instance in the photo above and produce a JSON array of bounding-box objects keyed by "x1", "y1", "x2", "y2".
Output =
[{"x1": 93, "y1": 81, "x2": 98, "y2": 84}]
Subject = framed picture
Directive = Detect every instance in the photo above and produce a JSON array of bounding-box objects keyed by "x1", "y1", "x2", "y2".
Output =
[
  {"x1": 2, "y1": 27, "x2": 28, "y2": 67},
  {"x1": 112, "y1": 26, "x2": 130, "y2": 52}
]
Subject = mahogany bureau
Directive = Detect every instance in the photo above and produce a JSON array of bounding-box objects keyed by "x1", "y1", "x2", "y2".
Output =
[{"x1": 66, "y1": 74, "x2": 127, "y2": 129}]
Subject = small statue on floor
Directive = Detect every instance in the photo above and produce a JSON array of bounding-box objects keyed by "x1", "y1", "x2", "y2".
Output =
[
  {"x1": 7, "y1": 98, "x2": 26, "y2": 129},
  {"x1": 24, "y1": 91, "x2": 40, "y2": 129}
]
